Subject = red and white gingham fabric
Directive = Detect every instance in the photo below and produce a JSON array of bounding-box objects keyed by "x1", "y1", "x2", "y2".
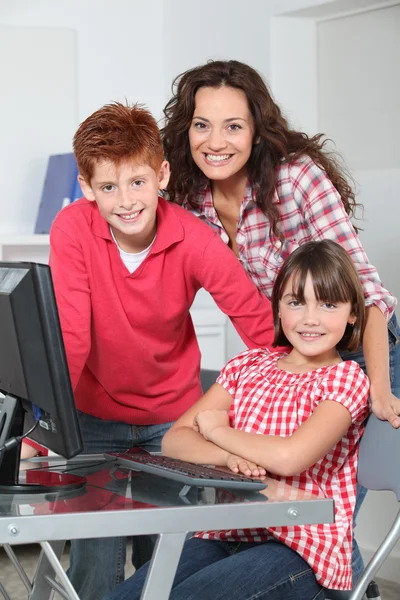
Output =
[
  {"x1": 181, "y1": 155, "x2": 397, "y2": 320},
  {"x1": 194, "y1": 348, "x2": 370, "y2": 590}
]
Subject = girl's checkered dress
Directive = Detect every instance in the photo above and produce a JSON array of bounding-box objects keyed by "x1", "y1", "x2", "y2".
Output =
[{"x1": 195, "y1": 348, "x2": 370, "y2": 590}]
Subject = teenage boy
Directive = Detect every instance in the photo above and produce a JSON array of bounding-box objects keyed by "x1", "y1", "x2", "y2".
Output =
[{"x1": 49, "y1": 102, "x2": 274, "y2": 600}]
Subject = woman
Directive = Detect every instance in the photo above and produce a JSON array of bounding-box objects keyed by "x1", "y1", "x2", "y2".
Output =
[{"x1": 161, "y1": 59, "x2": 400, "y2": 585}]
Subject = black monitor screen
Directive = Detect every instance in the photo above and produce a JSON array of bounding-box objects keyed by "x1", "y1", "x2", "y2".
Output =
[{"x1": 0, "y1": 262, "x2": 83, "y2": 490}]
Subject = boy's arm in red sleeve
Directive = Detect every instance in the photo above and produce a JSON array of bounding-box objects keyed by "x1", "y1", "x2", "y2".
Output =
[
  {"x1": 49, "y1": 224, "x2": 91, "y2": 390},
  {"x1": 21, "y1": 439, "x2": 48, "y2": 458},
  {"x1": 199, "y1": 235, "x2": 275, "y2": 350}
]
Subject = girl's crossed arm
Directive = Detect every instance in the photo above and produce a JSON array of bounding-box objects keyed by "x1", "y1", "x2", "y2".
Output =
[
  {"x1": 162, "y1": 384, "x2": 266, "y2": 478},
  {"x1": 162, "y1": 382, "x2": 353, "y2": 478}
]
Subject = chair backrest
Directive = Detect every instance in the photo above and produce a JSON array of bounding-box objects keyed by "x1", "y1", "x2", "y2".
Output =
[
  {"x1": 200, "y1": 369, "x2": 219, "y2": 394},
  {"x1": 357, "y1": 413, "x2": 400, "y2": 500}
]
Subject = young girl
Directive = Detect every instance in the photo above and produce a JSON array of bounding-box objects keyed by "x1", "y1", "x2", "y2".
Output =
[{"x1": 105, "y1": 240, "x2": 370, "y2": 600}]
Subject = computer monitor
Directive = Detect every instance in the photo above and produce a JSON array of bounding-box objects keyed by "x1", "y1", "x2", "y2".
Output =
[{"x1": 0, "y1": 262, "x2": 84, "y2": 493}]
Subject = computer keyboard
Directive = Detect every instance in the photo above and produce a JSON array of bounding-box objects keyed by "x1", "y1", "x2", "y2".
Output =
[{"x1": 104, "y1": 449, "x2": 267, "y2": 493}]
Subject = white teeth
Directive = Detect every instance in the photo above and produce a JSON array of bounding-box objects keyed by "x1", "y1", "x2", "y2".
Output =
[
  {"x1": 301, "y1": 333, "x2": 321, "y2": 337},
  {"x1": 206, "y1": 154, "x2": 231, "y2": 162},
  {"x1": 120, "y1": 211, "x2": 140, "y2": 220}
]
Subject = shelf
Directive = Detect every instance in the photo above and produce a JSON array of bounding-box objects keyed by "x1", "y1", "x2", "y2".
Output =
[
  {"x1": 0, "y1": 236, "x2": 50, "y2": 262},
  {"x1": 0, "y1": 234, "x2": 50, "y2": 246}
]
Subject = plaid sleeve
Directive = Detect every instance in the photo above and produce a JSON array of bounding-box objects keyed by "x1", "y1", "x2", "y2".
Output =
[
  {"x1": 316, "y1": 361, "x2": 370, "y2": 424},
  {"x1": 291, "y1": 158, "x2": 397, "y2": 320}
]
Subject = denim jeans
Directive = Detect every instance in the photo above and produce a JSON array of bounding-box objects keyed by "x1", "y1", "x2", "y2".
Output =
[
  {"x1": 68, "y1": 411, "x2": 173, "y2": 600},
  {"x1": 104, "y1": 537, "x2": 325, "y2": 600},
  {"x1": 339, "y1": 311, "x2": 400, "y2": 585}
]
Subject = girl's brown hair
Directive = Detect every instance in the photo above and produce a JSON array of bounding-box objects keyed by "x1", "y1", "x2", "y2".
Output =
[
  {"x1": 272, "y1": 240, "x2": 365, "y2": 351},
  {"x1": 162, "y1": 60, "x2": 360, "y2": 239}
]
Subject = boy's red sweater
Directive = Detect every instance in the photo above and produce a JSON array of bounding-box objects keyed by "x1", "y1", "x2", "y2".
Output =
[{"x1": 49, "y1": 197, "x2": 274, "y2": 425}]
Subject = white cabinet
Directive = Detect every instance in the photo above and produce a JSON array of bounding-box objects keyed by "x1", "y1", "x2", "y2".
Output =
[
  {"x1": 191, "y1": 306, "x2": 228, "y2": 370},
  {"x1": 0, "y1": 236, "x2": 229, "y2": 369},
  {"x1": 0, "y1": 235, "x2": 50, "y2": 263}
]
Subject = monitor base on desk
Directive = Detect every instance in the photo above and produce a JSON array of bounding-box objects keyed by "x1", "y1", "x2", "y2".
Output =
[{"x1": 0, "y1": 470, "x2": 86, "y2": 494}]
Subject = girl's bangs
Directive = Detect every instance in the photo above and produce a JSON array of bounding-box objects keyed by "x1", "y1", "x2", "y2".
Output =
[{"x1": 288, "y1": 264, "x2": 353, "y2": 305}]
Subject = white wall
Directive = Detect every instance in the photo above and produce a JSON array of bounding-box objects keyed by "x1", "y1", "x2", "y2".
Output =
[
  {"x1": 164, "y1": 0, "x2": 273, "y2": 105},
  {"x1": 317, "y1": 5, "x2": 400, "y2": 171},
  {"x1": 356, "y1": 169, "x2": 400, "y2": 302},
  {"x1": 0, "y1": 0, "x2": 166, "y2": 121},
  {"x1": 317, "y1": 4, "x2": 400, "y2": 298},
  {"x1": 270, "y1": 16, "x2": 318, "y2": 133},
  {"x1": 0, "y1": 27, "x2": 77, "y2": 234}
]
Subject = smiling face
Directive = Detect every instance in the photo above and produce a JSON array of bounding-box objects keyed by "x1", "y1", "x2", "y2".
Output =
[
  {"x1": 279, "y1": 272, "x2": 355, "y2": 366},
  {"x1": 188, "y1": 86, "x2": 255, "y2": 184},
  {"x1": 78, "y1": 158, "x2": 170, "y2": 253}
]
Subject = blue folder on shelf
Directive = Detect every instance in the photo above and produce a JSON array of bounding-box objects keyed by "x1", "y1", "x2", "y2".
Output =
[{"x1": 35, "y1": 153, "x2": 83, "y2": 234}]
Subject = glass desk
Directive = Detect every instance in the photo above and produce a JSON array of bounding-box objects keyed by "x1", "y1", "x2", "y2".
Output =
[{"x1": 0, "y1": 456, "x2": 334, "y2": 600}]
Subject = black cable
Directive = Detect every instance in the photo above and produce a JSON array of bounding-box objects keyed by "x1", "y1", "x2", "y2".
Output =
[
  {"x1": 0, "y1": 421, "x2": 39, "y2": 454},
  {"x1": 21, "y1": 460, "x2": 108, "y2": 474}
]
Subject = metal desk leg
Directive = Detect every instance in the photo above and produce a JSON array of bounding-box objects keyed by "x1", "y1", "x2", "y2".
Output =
[
  {"x1": 2, "y1": 544, "x2": 32, "y2": 594},
  {"x1": 29, "y1": 540, "x2": 80, "y2": 600},
  {"x1": 350, "y1": 506, "x2": 400, "y2": 600},
  {"x1": 0, "y1": 581, "x2": 11, "y2": 600},
  {"x1": 140, "y1": 532, "x2": 187, "y2": 600}
]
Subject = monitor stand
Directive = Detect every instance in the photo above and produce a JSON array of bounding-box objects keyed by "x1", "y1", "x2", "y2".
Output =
[{"x1": 0, "y1": 394, "x2": 85, "y2": 494}]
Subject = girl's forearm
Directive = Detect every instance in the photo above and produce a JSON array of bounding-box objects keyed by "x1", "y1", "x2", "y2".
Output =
[
  {"x1": 208, "y1": 426, "x2": 292, "y2": 475},
  {"x1": 162, "y1": 426, "x2": 231, "y2": 466}
]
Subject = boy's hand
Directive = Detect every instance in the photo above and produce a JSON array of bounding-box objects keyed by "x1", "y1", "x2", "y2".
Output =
[
  {"x1": 193, "y1": 409, "x2": 230, "y2": 441},
  {"x1": 226, "y1": 454, "x2": 266, "y2": 479},
  {"x1": 20, "y1": 441, "x2": 40, "y2": 459}
]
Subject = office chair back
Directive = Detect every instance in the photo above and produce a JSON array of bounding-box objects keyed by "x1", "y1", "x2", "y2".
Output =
[
  {"x1": 357, "y1": 413, "x2": 400, "y2": 501},
  {"x1": 200, "y1": 369, "x2": 219, "y2": 394}
]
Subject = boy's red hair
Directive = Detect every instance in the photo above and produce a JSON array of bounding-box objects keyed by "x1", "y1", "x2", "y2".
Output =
[{"x1": 73, "y1": 102, "x2": 164, "y2": 182}]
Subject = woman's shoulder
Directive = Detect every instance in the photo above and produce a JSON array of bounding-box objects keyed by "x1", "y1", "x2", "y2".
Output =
[{"x1": 276, "y1": 154, "x2": 324, "y2": 182}]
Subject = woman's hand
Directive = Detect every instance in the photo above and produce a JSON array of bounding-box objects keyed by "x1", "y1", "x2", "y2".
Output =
[
  {"x1": 226, "y1": 453, "x2": 266, "y2": 479},
  {"x1": 370, "y1": 388, "x2": 400, "y2": 428},
  {"x1": 193, "y1": 409, "x2": 230, "y2": 441}
]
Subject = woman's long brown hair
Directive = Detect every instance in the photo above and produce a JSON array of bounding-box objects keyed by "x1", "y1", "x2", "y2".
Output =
[{"x1": 162, "y1": 60, "x2": 360, "y2": 239}]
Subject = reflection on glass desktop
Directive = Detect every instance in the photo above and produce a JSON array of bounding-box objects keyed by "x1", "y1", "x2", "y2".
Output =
[{"x1": 0, "y1": 262, "x2": 84, "y2": 493}]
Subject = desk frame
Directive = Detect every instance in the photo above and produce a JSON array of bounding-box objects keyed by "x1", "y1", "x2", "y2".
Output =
[{"x1": 0, "y1": 458, "x2": 334, "y2": 600}]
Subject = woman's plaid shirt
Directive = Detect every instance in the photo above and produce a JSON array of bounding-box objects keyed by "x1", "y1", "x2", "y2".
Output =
[{"x1": 181, "y1": 155, "x2": 397, "y2": 319}]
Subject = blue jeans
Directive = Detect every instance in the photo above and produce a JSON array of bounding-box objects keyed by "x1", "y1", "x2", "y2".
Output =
[
  {"x1": 339, "y1": 312, "x2": 400, "y2": 584},
  {"x1": 68, "y1": 411, "x2": 173, "y2": 600},
  {"x1": 104, "y1": 537, "x2": 325, "y2": 600}
]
